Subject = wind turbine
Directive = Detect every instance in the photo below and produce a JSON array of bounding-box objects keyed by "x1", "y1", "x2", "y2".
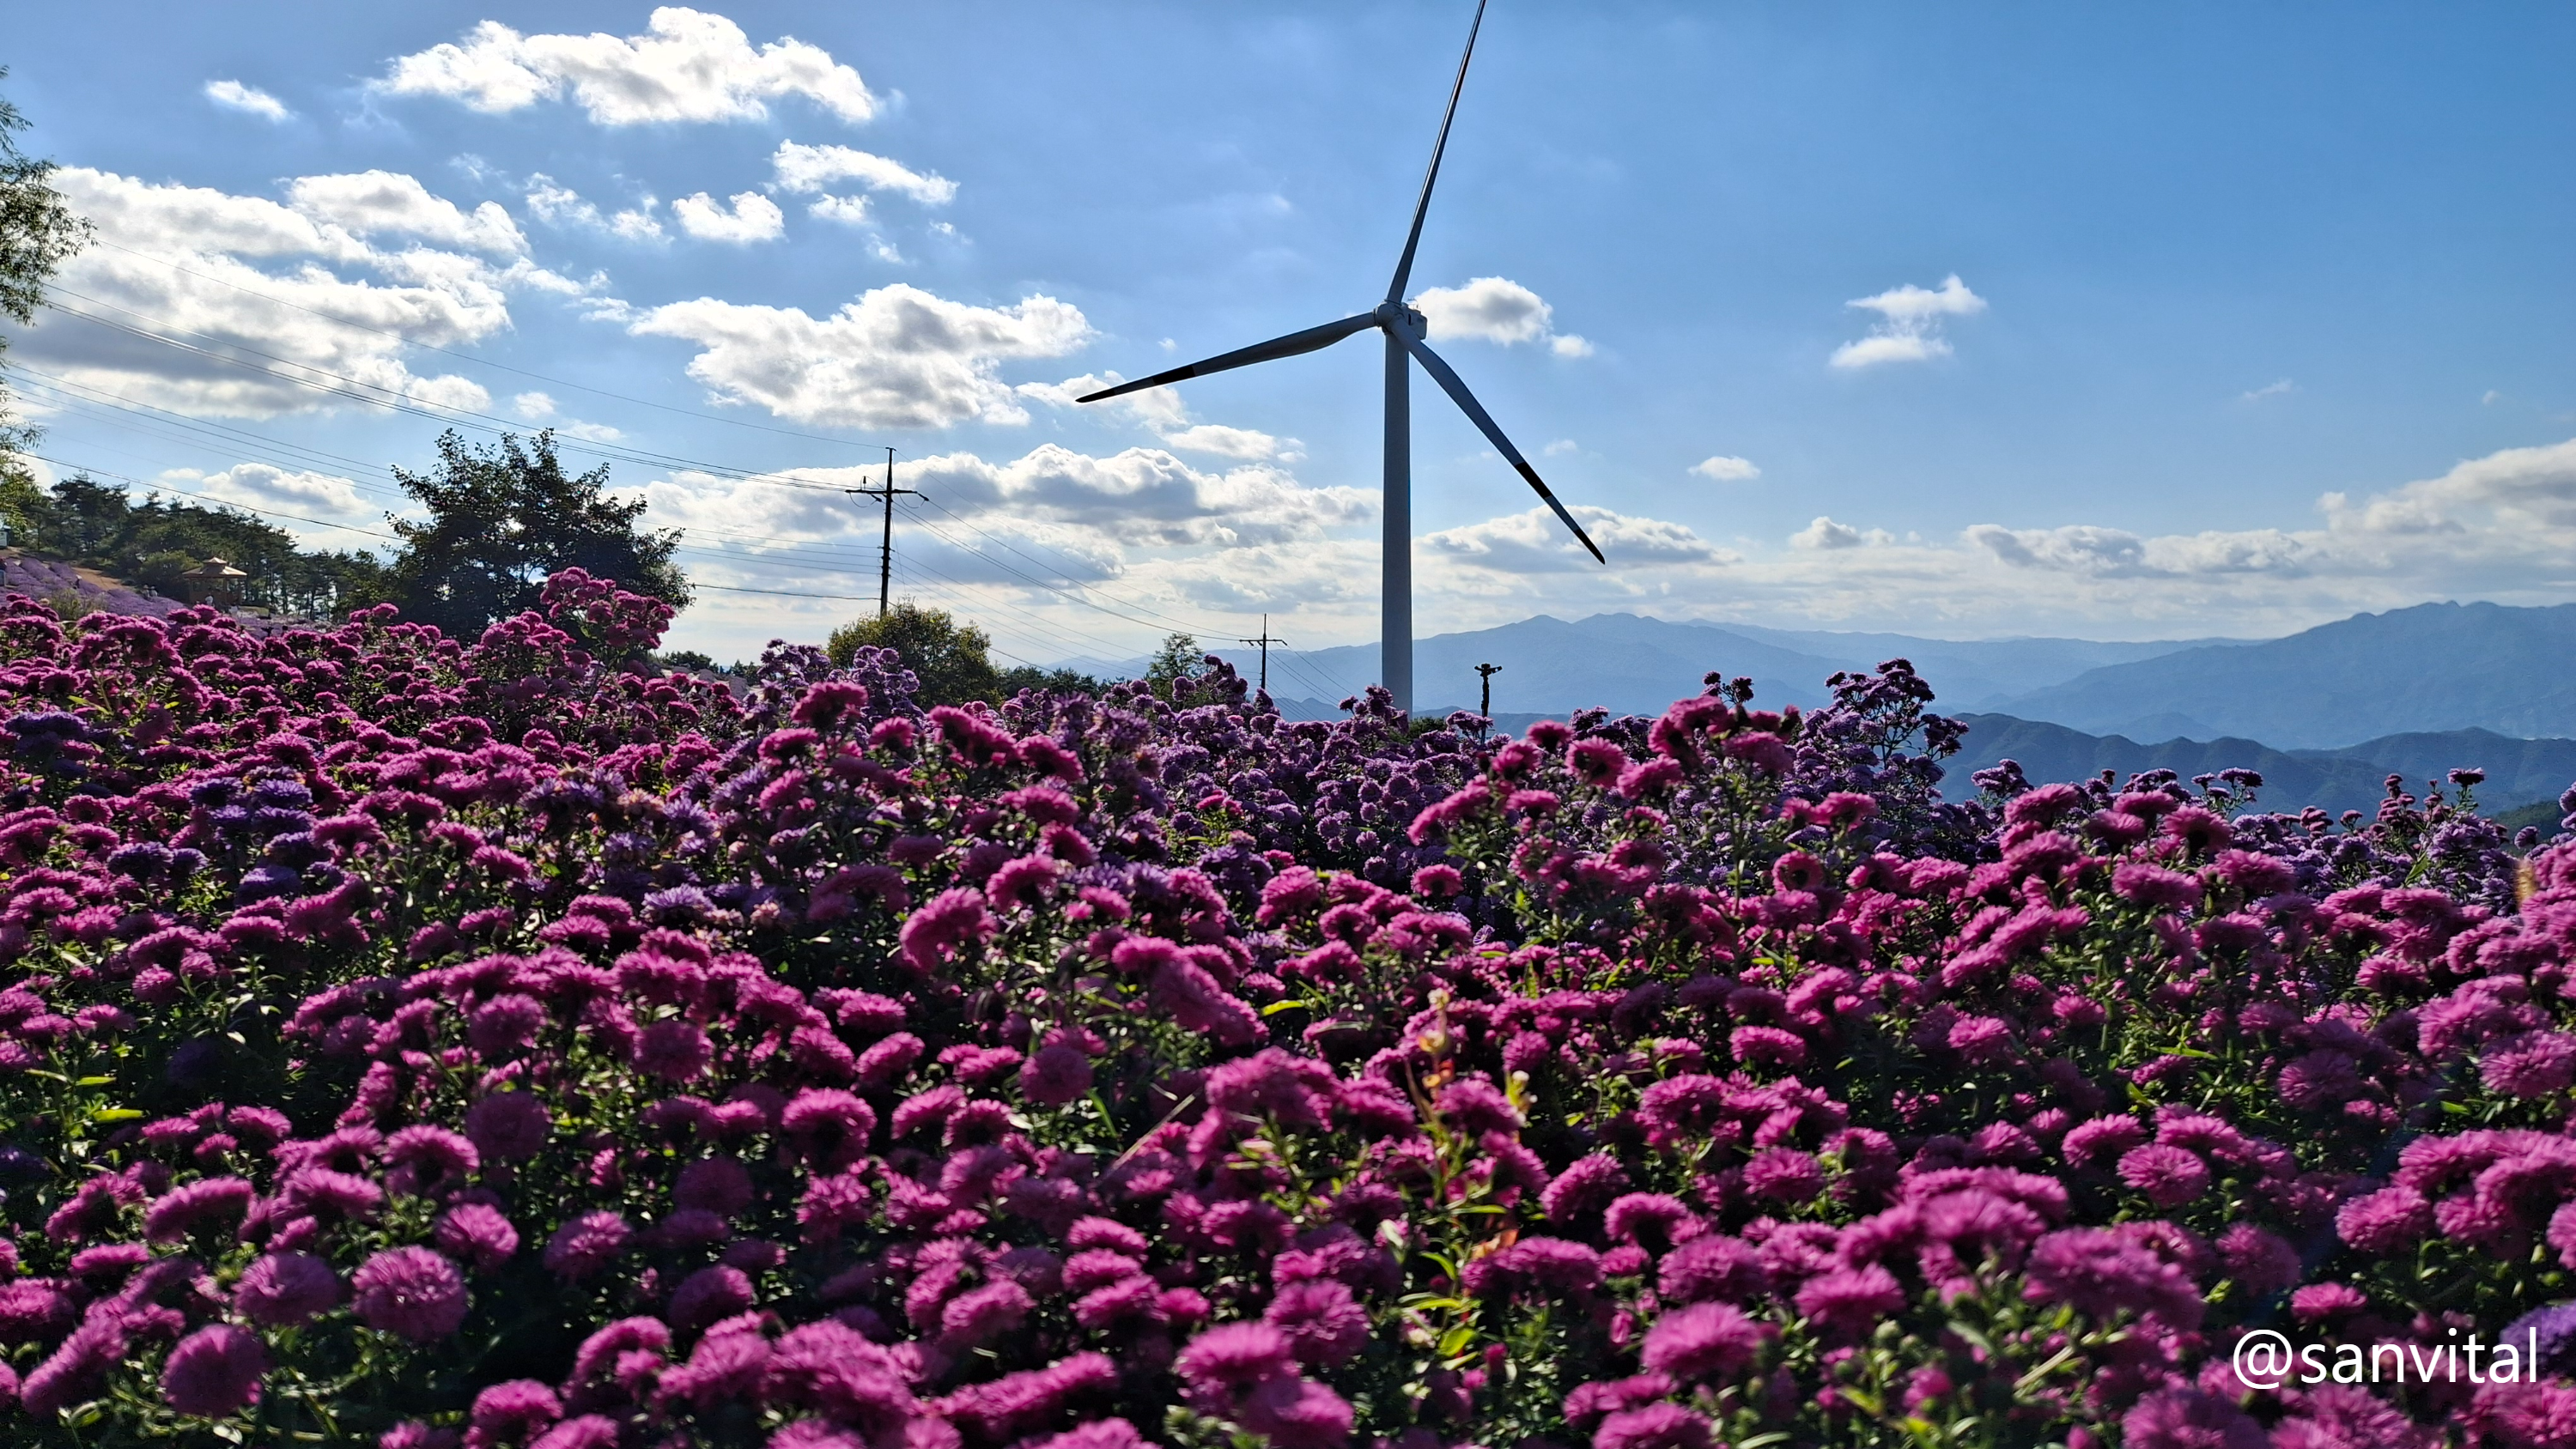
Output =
[{"x1": 1078, "y1": 0, "x2": 1602, "y2": 715}]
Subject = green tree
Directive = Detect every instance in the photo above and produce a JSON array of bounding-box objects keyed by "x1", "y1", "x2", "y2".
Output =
[
  {"x1": 1145, "y1": 631, "x2": 1207, "y2": 702},
  {"x1": 0, "y1": 70, "x2": 93, "y2": 536},
  {"x1": 997, "y1": 663, "x2": 1103, "y2": 699},
  {"x1": 21, "y1": 472, "x2": 386, "y2": 618},
  {"x1": 826, "y1": 602, "x2": 1001, "y2": 706},
  {"x1": 385, "y1": 429, "x2": 687, "y2": 638}
]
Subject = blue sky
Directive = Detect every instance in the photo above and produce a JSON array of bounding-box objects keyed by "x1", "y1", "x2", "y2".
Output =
[{"x1": 6, "y1": 3, "x2": 2572, "y2": 667}]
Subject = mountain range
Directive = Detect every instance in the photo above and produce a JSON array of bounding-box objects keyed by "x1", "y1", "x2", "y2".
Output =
[{"x1": 1054, "y1": 601, "x2": 2576, "y2": 813}]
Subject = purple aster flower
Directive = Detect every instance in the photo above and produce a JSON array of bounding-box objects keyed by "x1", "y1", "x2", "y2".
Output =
[
  {"x1": 1640, "y1": 1301, "x2": 1767, "y2": 1381},
  {"x1": 1729, "y1": 1024, "x2": 1808, "y2": 1069},
  {"x1": 467, "y1": 993, "x2": 548, "y2": 1058},
  {"x1": 2024, "y1": 1228, "x2": 2203, "y2": 1329},
  {"x1": 2483, "y1": 1032, "x2": 2576, "y2": 1099},
  {"x1": 1542, "y1": 1154, "x2": 1631, "y2": 1223},
  {"x1": 161, "y1": 1324, "x2": 266, "y2": 1416},
  {"x1": 1020, "y1": 1041, "x2": 1096, "y2": 1107},
  {"x1": 632, "y1": 1021, "x2": 713, "y2": 1083},
  {"x1": 939, "y1": 1278, "x2": 1033, "y2": 1349},
  {"x1": 1659, "y1": 1234, "x2": 1769, "y2": 1306},
  {"x1": 759, "y1": 1320, "x2": 917, "y2": 1434},
  {"x1": 465, "y1": 1093, "x2": 552, "y2": 1162},
  {"x1": 2122, "y1": 1387, "x2": 2264, "y2": 1449},
  {"x1": 1173, "y1": 1322, "x2": 1295, "y2": 1411},
  {"x1": 385, "y1": 1125, "x2": 480, "y2": 1195},
  {"x1": 352, "y1": 1246, "x2": 469, "y2": 1343},
  {"x1": 467, "y1": 1380, "x2": 562, "y2": 1449},
  {"x1": 2117, "y1": 1144, "x2": 2211, "y2": 1207},
  {"x1": 234, "y1": 1251, "x2": 340, "y2": 1326},
  {"x1": 1742, "y1": 1148, "x2": 1826, "y2": 1205},
  {"x1": 669, "y1": 1265, "x2": 756, "y2": 1332},
  {"x1": 1795, "y1": 1265, "x2": 1905, "y2": 1337},
  {"x1": 2215, "y1": 1222, "x2": 2300, "y2": 1298},
  {"x1": 1594, "y1": 1403, "x2": 1715, "y2": 1449},
  {"x1": 1264, "y1": 1278, "x2": 1370, "y2": 1368},
  {"x1": 143, "y1": 1176, "x2": 255, "y2": 1243},
  {"x1": 434, "y1": 1203, "x2": 520, "y2": 1273},
  {"x1": 1466, "y1": 1236, "x2": 1603, "y2": 1299},
  {"x1": 543, "y1": 1210, "x2": 632, "y2": 1282},
  {"x1": 528, "y1": 1417, "x2": 621, "y2": 1449},
  {"x1": 1236, "y1": 1373, "x2": 1353, "y2": 1448}
]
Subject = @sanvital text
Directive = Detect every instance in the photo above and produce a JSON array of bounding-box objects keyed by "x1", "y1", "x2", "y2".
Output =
[{"x1": 2232, "y1": 1327, "x2": 2551, "y2": 1390}]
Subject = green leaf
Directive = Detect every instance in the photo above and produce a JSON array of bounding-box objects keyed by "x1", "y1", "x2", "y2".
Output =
[{"x1": 89, "y1": 1106, "x2": 143, "y2": 1124}]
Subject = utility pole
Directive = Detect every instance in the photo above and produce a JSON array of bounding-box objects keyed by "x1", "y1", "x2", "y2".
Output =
[
  {"x1": 1237, "y1": 614, "x2": 1287, "y2": 694},
  {"x1": 845, "y1": 447, "x2": 916, "y2": 617},
  {"x1": 1476, "y1": 661, "x2": 1501, "y2": 722}
]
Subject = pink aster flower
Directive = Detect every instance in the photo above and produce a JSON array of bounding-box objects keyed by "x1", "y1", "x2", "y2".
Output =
[
  {"x1": 352, "y1": 1246, "x2": 469, "y2": 1343},
  {"x1": 161, "y1": 1324, "x2": 266, "y2": 1416},
  {"x1": 2117, "y1": 1143, "x2": 2211, "y2": 1207},
  {"x1": 1640, "y1": 1301, "x2": 1767, "y2": 1381}
]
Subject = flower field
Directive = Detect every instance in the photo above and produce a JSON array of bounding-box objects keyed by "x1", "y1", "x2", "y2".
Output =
[{"x1": 3, "y1": 569, "x2": 2573, "y2": 1449}]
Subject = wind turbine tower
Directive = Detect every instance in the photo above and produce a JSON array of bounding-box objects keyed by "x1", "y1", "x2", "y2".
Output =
[{"x1": 1080, "y1": 0, "x2": 1602, "y2": 714}]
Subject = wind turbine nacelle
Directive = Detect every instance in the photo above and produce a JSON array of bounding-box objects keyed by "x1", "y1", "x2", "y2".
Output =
[{"x1": 1372, "y1": 301, "x2": 1429, "y2": 339}]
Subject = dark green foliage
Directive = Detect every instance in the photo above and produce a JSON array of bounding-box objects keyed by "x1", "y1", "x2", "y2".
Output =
[
  {"x1": 385, "y1": 430, "x2": 688, "y2": 640},
  {"x1": 0, "y1": 70, "x2": 92, "y2": 521},
  {"x1": 826, "y1": 601, "x2": 1001, "y2": 705},
  {"x1": 997, "y1": 663, "x2": 1104, "y2": 699},
  {"x1": 19, "y1": 471, "x2": 387, "y2": 617}
]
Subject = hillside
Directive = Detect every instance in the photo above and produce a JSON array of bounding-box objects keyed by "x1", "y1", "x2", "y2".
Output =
[
  {"x1": 1074, "y1": 613, "x2": 2214, "y2": 719},
  {"x1": 1949, "y1": 713, "x2": 2576, "y2": 817},
  {"x1": 1989, "y1": 601, "x2": 2576, "y2": 748}
]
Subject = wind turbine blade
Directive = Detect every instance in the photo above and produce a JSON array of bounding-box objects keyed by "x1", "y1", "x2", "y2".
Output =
[
  {"x1": 1399, "y1": 333, "x2": 1607, "y2": 565},
  {"x1": 1076, "y1": 314, "x2": 1377, "y2": 402},
  {"x1": 1385, "y1": 0, "x2": 1490, "y2": 305}
]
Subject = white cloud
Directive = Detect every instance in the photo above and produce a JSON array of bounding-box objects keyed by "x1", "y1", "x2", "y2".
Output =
[
  {"x1": 21, "y1": 167, "x2": 555, "y2": 418},
  {"x1": 1831, "y1": 274, "x2": 1984, "y2": 370},
  {"x1": 1542, "y1": 439, "x2": 1578, "y2": 457},
  {"x1": 771, "y1": 142, "x2": 957, "y2": 206},
  {"x1": 511, "y1": 391, "x2": 556, "y2": 420},
  {"x1": 808, "y1": 194, "x2": 873, "y2": 227},
  {"x1": 1019, "y1": 372, "x2": 1302, "y2": 461},
  {"x1": 165, "y1": 464, "x2": 370, "y2": 519},
  {"x1": 379, "y1": 8, "x2": 875, "y2": 126},
  {"x1": 671, "y1": 191, "x2": 786, "y2": 244},
  {"x1": 1691, "y1": 454, "x2": 1759, "y2": 482},
  {"x1": 629, "y1": 283, "x2": 1092, "y2": 428},
  {"x1": 2242, "y1": 378, "x2": 2295, "y2": 402},
  {"x1": 525, "y1": 175, "x2": 666, "y2": 240},
  {"x1": 205, "y1": 81, "x2": 291, "y2": 122},
  {"x1": 1425, "y1": 505, "x2": 1723, "y2": 574},
  {"x1": 287, "y1": 171, "x2": 526, "y2": 256},
  {"x1": 647, "y1": 443, "x2": 1370, "y2": 561},
  {"x1": 1413, "y1": 276, "x2": 1590, "y2": 357},
  {"x1": 1157, "y1": 424, "x2": 1285, "y2": 460},
  {"x1": 561, "y1": 420, "x2": 624, "y2": 442},
  {"x1": 1792, "y1": 516, "x2": 1865, "y2": 550}
]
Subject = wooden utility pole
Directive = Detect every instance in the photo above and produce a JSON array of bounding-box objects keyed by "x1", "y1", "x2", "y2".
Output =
[
  {"x1": 1476, "y1": 661, "x2": 1501, "y2": 720},
  {"x1": 846, "y1": 448, "x2": 917, "y2": 616},
  {"x1": 1237, "y1": 614, "x2": 1288, "y2": 694}
]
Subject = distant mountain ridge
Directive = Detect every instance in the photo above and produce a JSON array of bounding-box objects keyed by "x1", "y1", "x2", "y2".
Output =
[
  {"x1": 1985, "y1": 601, "x2": 2576, "y2": 748},
  {"x1": 1052, "y1": 601, "x2": 2576, "y2": 749},
  {"x1": 1063, "y1": 613, "x2": 2219, "y2": 720},
  {"x1": 1950, "y1": 714, "x2": 2576, "y2": 817}
]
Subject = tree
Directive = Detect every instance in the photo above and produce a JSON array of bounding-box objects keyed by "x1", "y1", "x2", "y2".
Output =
[
  {"x1": 826, "y1": 603, "x2": 1000, "y2": 706},
  {"x1": 20, "y1": 472, "x2": 386, "y2": 618},
  {"x1": 385, "y1": 429, "x2": 687, "y2": 639},
  {"x1": 0, "y1": 70, "x2": 93, "y2": 536},
  {"x1": 1146, "y1": 632, "x2": 1213, "y2": 703}
]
